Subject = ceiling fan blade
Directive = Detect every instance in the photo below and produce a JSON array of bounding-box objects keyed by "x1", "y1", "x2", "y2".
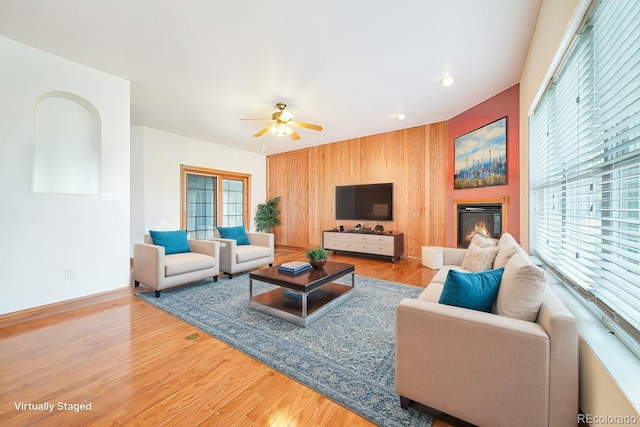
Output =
[
  {"x1": 292, "y1": 121, "x2": 323, "y2": 131},
  {"x1": 253, "y1": 125, "x2": 272, "y2": 137},
  {"x1": 290, "y1": 130, "x2": 301, "y2": 140}
]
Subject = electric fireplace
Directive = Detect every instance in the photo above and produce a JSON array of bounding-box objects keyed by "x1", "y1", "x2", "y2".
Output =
[{"x1": 453, "y1": 197, "x2": 509, "y2": 248}]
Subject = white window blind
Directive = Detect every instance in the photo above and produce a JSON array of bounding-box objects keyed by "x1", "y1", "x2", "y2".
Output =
[{"x1": 530, "y1": 0, "x2": 640, "y2": 354}]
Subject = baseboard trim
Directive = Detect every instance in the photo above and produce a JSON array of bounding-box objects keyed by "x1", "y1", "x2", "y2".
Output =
[{"x1": 0, "y1": 286, "x2": 133, "y2": 329}]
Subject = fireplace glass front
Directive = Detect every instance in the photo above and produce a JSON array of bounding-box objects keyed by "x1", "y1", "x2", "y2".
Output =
[{"x1": 457, "y1": 204, "x2": 502, "y2": 248}]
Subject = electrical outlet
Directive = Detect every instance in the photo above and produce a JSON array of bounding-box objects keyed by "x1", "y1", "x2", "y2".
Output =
[{"x1": 65, "y1": 269, "x2": 75, "y2": 280}]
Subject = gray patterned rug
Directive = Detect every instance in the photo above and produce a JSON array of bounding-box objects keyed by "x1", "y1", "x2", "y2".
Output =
[{"x1": 137, "y1": 273, "x2": 432, "y2": 426}]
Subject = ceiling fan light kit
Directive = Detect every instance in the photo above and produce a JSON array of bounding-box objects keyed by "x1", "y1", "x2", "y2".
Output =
[
  {"x1": 242, "y1": 103, "x2": 323, "y2": 141},
  {"x1": 270, "y1": 122, "x2": 293, "y2": 137}
]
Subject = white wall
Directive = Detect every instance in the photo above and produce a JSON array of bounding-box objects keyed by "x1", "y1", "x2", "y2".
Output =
[
  {"x1": 130, "y1": 126, "x2": 267, "y2": 248},
  {"x1": 0, "y1": 36, "x2": 131, "y2": 315}
]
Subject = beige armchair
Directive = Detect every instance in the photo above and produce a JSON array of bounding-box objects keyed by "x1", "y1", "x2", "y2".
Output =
[
  {"x1": 212, "y1": 232, "x2": 274, "y2": 278},
  {"x1": 133, "y1": 235, "x2": 220, "y2": 297}
]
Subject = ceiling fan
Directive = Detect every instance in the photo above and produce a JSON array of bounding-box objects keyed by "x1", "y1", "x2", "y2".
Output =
[{"x1": 242, "y1": 103, "x2": 323, "y2": 140}]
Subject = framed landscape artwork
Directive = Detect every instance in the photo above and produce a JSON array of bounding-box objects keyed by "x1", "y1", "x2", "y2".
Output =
[{"x1": 454, "y1": 117, "x2": 507, "y2": 189}]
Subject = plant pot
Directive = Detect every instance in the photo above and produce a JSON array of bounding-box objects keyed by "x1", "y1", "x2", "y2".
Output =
[{"x1": 309, "y1": 259, "x2": 327, "y2": 269}]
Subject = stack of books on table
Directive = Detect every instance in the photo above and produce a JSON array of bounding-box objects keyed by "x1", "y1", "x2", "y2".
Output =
[
  {"x1": 282, "y1": 289, "x2": 303, "y2": 299},
  {"x1": 278, "y1": 261, "x2": 312, "y2": 275}
]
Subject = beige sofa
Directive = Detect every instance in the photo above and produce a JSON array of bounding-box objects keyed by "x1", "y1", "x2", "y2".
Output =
[
  {"x1": 395, "y1": 233, "x2": 578, "y2": 427},
  {"x1": 134, "y1": 234, "x2": 220, "y2": 297}
]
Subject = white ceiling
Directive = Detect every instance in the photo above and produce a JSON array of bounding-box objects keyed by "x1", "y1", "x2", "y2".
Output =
[{"x1": 0, "y1": 0, "x2": 541, "y2": 155}]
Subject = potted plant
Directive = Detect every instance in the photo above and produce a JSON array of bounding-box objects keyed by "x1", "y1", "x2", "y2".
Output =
[
  {"x1": 305, "y1": 247, "x2": 329, "y2": 269},
  {"x1": 254, "y1": 196, "x2": 281, "y2": 233}
]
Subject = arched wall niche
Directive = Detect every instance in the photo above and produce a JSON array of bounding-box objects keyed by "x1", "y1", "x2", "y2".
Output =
[{"x1": 33, "y1": 91, "x2": 102, "y2": 194}]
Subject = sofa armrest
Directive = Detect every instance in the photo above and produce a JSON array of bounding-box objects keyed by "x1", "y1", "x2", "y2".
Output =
[
  {"x1": 210, "y1": 238, "x2": 237, "y2": 273},
  {"x1": 209, "y1": 237, "x2": 232, "y2": 249},
  {"x1": 246, "y1": 232, "x2": 274, "y2": 249},
  {"x1": 133, "y1": 243, "x2": 165, "y2": 289},
  {"x1": 189, "y1": 239, "x2": 220, "y2": 260},
  {"x1": 395, "y1": 298, "x2": 550, "y2": 426},
  {"x1": 442, "y1": 247, "x2": 467, "y2": 266},
  {"x1": 536, "y1": 287, "x2": 579, "y2": 426}
]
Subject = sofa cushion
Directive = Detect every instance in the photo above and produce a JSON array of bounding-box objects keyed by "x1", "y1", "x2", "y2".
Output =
[
  {"x1": 149, "y1": 230, "x2": 191, "y2": 255},
  {"x1": 461, "y1": 243, "x2": 500, "y2": 272},
  {"x1": 438, "y1": 268, "x2": 504, "y2": 313},
  {"x1": 236, "y1": 245, "x2": 272, "y2": 263},
  {"x1": 431, "y1": 265, "x2": 468, "y2": 285},
  {"x1": 496, "y1": 252, "x2": 547, "y2": 321},
  {"x1": 217, "y1": 226, "x2": 250, "y2": 245},
  {"x1": 494, "y1": 232, "x2": 523, "y2": 268},
  {"x1": 165, "y1": 252, "x2": 214, "y2": 276}
]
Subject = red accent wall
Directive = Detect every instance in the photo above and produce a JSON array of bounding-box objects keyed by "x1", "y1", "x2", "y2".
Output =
[{"x1": 446, "y1": 84, "x2": 520, "y2": 246}]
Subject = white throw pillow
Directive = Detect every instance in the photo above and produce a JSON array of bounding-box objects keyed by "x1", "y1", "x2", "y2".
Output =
[
  {"x1": 496, "y1": 252, "x2": 547, "y2": 321},
  {"x1": 460, "y1": 243, "x2": 499, "y2": 272},
  {"x1": 498, "y1": 232, "x2": 517, "y2": 250},
  {"x1": 470, "y1": 233, "x2": 499, "y2": 248},
  {"x1": 494, "y1": 232, "x2": 522, "y2": 268}
]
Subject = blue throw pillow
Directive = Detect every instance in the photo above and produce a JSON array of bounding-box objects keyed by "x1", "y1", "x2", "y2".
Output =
[
  {"x1": 439, "y1": 267, "x2": 505, "y2": 312},
  {"x1": 217, "y1": 226, "x2": 250, "y2": 245},
  {"x1": 149, "y1": 230, "x2": 191, "y2": 255}
]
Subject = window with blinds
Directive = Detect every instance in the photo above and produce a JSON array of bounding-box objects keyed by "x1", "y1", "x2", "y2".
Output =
[{"x1": 529, "y1": 0, "x2": 640, "y2": 355}]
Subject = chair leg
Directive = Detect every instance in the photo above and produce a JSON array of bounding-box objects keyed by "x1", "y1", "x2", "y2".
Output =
[
  {"x1": 155, "y1": 290, "x2": 161, "y2": 298},
  {"x1": 228, "y1": 273, "x2": 233, "y2": 279},
  {"x1": 269, "y1": 263, "x2": 273, "y2": 267},
  {"x1": 213, "y1": 276, "x2": 218, "y2": 282},
  {"x1": 400, "y1": 396, "x2": 411, "y2": 409},
  {"x1": 134, "y1": 281, "x2": 140, "y2": 287}
]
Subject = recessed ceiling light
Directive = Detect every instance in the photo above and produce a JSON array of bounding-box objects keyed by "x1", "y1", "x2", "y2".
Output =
[
  {"x1": 396, "y1": 113, "x2": 406, "y2": 120},
  {"x1": 440, "y1": 74, "x2": 456, "y2": 87}
]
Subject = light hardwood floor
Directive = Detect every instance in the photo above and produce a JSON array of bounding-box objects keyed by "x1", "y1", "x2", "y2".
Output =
[{"x1": 0, "y1": 248, "x2": 452, "y2": 427}]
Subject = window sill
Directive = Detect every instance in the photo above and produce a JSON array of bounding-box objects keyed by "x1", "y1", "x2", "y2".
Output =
[{"x1": 550, "y1": 281, "x2": 640, "y2": 415}]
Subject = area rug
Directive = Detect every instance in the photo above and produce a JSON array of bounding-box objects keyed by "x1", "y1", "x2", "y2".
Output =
[{"x1": 137, "y1": 274, "x2": 432, "y2": 427}]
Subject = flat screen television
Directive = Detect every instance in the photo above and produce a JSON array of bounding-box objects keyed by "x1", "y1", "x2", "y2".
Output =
[{"x1": 335, "y1": 183, "x2": 393, "y2": 221}]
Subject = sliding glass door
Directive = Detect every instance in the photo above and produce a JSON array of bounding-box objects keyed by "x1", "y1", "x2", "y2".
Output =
[
  {"x1": 185, "y1": 173, "x2": 217, "y2": 240},
  {"x1": 181, "y1": 165, "x2": 250, "y2": 238}
]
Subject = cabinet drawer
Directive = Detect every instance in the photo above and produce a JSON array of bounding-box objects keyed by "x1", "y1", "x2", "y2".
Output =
[
  {"x1": 362, "y1": 244, "x2": 395, "y2": 256},
  {"x1": 352, "y1": 234, "x2": 392, "y2": 245},
  {"x1": 324, "y1": 240, "x2": 358, "y2": 252},
  {"x1": 325, "y1": 240, "x2": 394, "y2": 256},
  {"x1": 323, "y1": 239, "x2": 342, "y2": 250}
]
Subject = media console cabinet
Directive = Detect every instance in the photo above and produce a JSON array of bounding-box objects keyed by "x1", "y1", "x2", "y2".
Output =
[{"x1": 322, "y1": 230, "x2": 404, "y2": 262}]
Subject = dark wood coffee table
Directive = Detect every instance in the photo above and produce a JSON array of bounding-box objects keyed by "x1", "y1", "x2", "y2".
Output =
[{"x1": 249, "y1": 261, "x2": 355, "y2": 327}]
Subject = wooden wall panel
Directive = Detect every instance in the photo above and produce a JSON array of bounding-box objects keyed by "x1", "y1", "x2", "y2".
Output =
[
  {"x1": 266, "y1": 150, "x2": 309, "y2": 248},
  {"x1": 267, "y1": 122, "x2": 448, "y2": 258},
  {"x1": 424, "y1": 122, "x2": 448, "y2": 247}
]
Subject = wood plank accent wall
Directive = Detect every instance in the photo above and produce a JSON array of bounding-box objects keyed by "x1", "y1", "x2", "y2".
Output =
[
  {"x1": 267, "y1": 122, "x2": 448, "y2": 259},
  {"x1": 266, "y1": 150, "x2": 310, "y2": 248}
]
